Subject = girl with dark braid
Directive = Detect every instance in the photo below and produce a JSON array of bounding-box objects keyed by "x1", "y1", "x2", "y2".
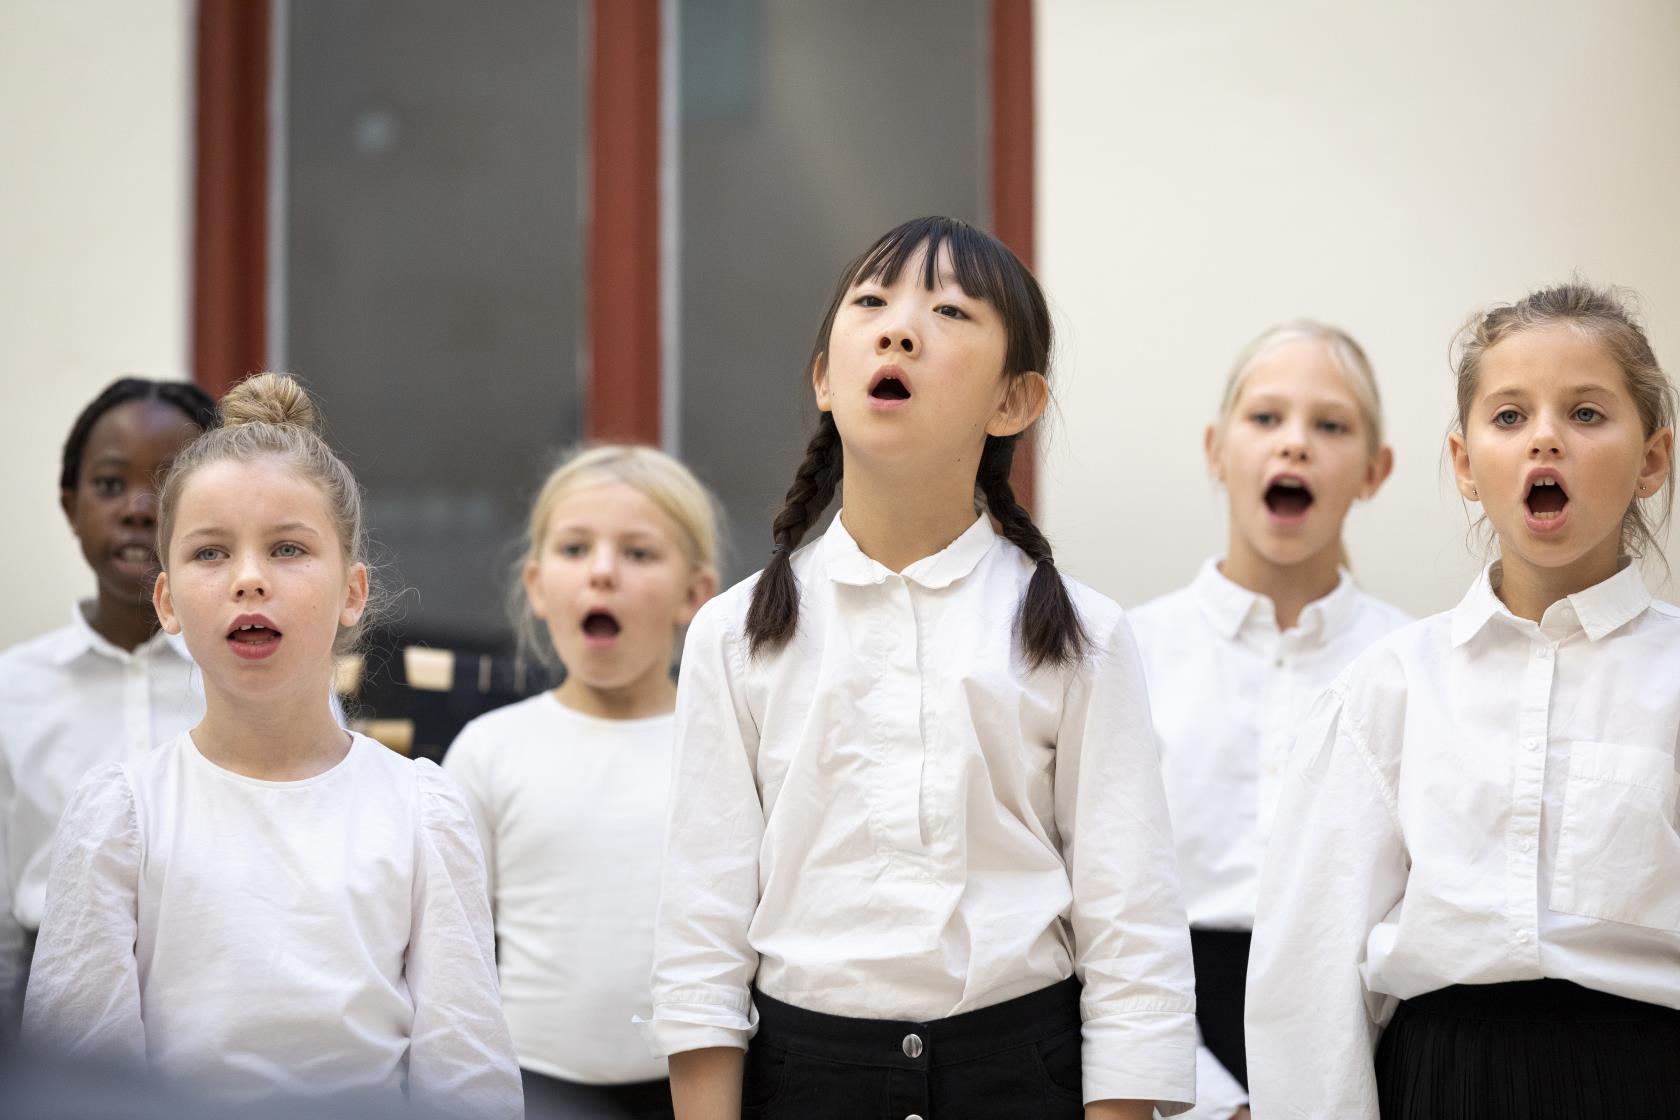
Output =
[
  {"x1": 639, "y1": 217, "x2": 1197, "y2": 1119},
  {"x1": 0, "y1": 378, "x2": 216, "y2": 1030}
]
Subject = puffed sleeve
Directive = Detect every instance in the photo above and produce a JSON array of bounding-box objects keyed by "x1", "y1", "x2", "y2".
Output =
[
  {"x1": 1055, "y1": 608, "x2": 1198, "y2": 1113},
  {"x1": 21, "y1": 762, "x2": 145, "y2": 1066},
  {"x1": 637, "y1": 594, "x2": 763, "y2": 1057},
  {"x1": 440, "y1": 721, "x2": 498, "y2": 912},
  {"x1": 405, "y1": 760, "x2": 523, "y2": 1119},
  {"x1": 1245, "y1": 684, "x2": 1407, "y2": 1120}
]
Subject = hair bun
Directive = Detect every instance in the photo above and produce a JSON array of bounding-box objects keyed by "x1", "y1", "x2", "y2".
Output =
[{"x1": 219, "y1": 371, "x2": 318, "y2": 431}]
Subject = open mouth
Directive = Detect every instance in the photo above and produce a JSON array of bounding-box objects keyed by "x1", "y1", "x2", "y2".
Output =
[
  {"x1": 582, "y1": 610, "x2": 621, "y2": 642},
  {"x1": 112, "y1": 543, "x2": 158, "y2": 570},
  {"x1": 1264, "y1": 477, "x2": 1314, "y2": 518},
  {"x1": 870, "y1": 377, "x2": 911, "y2": 401},
  {"x1": 1526, "y1": 476, "x2": 1568, "y2": 521},
  {"x1": 228, "y1": 622, "x2": 282, "y2": 643},
  {"x1": 226, "y1": 618, "x2": 283, "y2": 661}
]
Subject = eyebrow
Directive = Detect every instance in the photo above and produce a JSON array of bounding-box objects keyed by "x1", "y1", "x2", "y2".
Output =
[{"x1": 177, "y1": 521, "x2": 323, "y2": 543}]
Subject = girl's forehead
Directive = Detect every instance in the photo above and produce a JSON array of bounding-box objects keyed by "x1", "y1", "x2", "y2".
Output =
[
  {"x1": 87, "y1": 398, "x2": 202, "y2": 455},
  {"x1": 176, "y1": 457, "x2": 335, "y2": 525},
  {"x1": 1237, "y1": 339, "x2": 1360, "y2": 406},
  {"x1": 544, "y1": 479, "x2": 683, "y2": 537}
]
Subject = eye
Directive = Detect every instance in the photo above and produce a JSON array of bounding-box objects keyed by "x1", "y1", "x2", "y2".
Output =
[
  {"x1": 193, "y1": 546, "x2": 226, "y2": 562},
  {"x1": 558, "y1": 541, "x2": 588, "y2": 559},
  {"x1": 626, "y1": 546, "x2": 656, "y2": 563},
  {"x1": 1493, "y1": 408, "x2": 1522, "y2": 427},
  {"x1": 1248, "y1": 411, "x2": 1279, "y2": 427},
  {"x1": 273, "y1": 542, "x2": 306, "y2": 559},
  {"x1": 1573, "y1": 406, "x2": 1602, "y2": 423},
  {"x1": 93, "y1": 476, "x2": 124, "y2": 497},
  {"x1": 1316, "y1": 419, "x2": 1350, "y2": 435},
  {"x1": 934, "y1": 304, "x2": 969, "y2": 320},
  {"x1": 854, "y1": 294, "x2": 886, "y2": 308}
]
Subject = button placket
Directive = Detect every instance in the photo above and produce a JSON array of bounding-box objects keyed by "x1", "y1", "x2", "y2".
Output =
[{"x1": 1507, "y1": 641, "x2": 1554, "y2": 957}]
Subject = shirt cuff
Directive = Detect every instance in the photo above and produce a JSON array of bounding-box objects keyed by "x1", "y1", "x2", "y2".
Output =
[
  {"x1": 1081, "y1": 1010, "x2": 1198, "y2": 1114},
  {"x1": 1178, "y1": 1043, "x2": 1248, "y2": 1119},
  {"x1": 634, "y1": 997, "x2": 757, "y2": 1058}
]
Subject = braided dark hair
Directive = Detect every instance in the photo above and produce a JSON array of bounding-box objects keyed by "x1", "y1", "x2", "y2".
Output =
[
  {"x1": 745, "y1": 216, "x2": 1086, "y2": 668},
  {"x1": 60, "y1": 377, "x2": 219, "y2": 491}
]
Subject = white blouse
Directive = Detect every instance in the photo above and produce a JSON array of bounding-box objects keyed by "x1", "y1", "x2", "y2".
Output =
[
  {"x1": 1128, "y1": 560, "x2": 1408, "y2": 1119},
  {"x1": 640, "y1": 514, "x2": 1197, "y2": 1112},
  {"x1": 0, "y1": 604, "x2": 203, "y2": 1018},
  {"x1": 23, "y1": 732, "x2": 523, "y2": 1118},
  {"x1": 1247, "y1": 562, "x2": 1680, "y2": 1120},
  {"x1": 444, "y1": 694, "x2": 671, "y2": 1085}
]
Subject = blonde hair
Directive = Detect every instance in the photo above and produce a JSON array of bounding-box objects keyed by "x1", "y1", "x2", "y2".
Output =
[
  {"x1": 513, "y1": 444, "x2": 721, "y2": 668},
  {"x1": 1213, "y1": 321, "x2": 1386, "y2": 459},
  {"x1": 1452, "y1": 282, "x2": 1676, "y2": 560},
  {"x1": 157, "y1": 372, "x2": 374, "y2": 654}
]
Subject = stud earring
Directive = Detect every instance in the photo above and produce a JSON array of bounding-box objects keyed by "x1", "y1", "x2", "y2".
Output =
[{"x1": 1470, "y1": 486, "x2": 1478, "y2": 500}]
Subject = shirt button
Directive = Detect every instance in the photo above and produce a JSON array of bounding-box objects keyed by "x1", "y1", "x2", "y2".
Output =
[
  {"x1": 1516, "y1": 928, "x2": 1531, "y2": 943},
  {"x1": 906, "y1": 1115, "x2": 925, "y2": 1120},
  {"x1": 1536, "y1": 645, "x2": 1553, "y2": 660},
  {"x1": 1519, "y1": 837, "x2": 1534, "y2": 853},
  {"x1": 1525, "y1": 737, "x2": 1541, "y2": 752},
  {"x1": 901, "y1": 1033, "x2": 923, "y2": 1059}
]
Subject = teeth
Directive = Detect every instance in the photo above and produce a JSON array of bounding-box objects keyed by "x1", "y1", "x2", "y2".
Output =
[
  {"x1": 1274, "y1": 478, "x2": 1305, "y2": 488},
  {"x1": 1533, "y1": 511, "x2": 1561, "y2": 520},
  {"x1": 1534, "y1": 478, "x2": 1558, "y2": 487}
]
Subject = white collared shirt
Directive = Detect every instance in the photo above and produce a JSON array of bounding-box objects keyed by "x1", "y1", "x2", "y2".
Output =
[
  {"x1": 444, "y1": 694, "x2": 672, "y2": 1085},
  {"x1": 0, "y1": 604, "x2": 203, "y2": 1014},
  {"x1": 640, "y1": 514, "x2": 1197, "y2": 1112},
  {"x1": 1128, "y1": 560, "x2": 1409, "y2": 1119},
  {"x1": 24, "y1": 733, "x2": 523, "y2": 1117},
  {"x1": 1247, "y1": 562, "x2": 1680, "y2": 1120}
]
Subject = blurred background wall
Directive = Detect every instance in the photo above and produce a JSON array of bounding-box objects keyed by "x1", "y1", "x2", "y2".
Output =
[
  {"x1": 5, "y1": 0, "x2": 1678, "y2": 650},
  {"x1": 1038, "y1": 0, "x2": 1680, "y2": 614},
  {"x1": 3, "y1": 0, "x2": 194, "y2": 647}
]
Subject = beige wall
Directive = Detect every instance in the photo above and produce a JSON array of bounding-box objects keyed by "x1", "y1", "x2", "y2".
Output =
[
  {"x1": 0, "y1": 1, "x2": 193, "y2": 648},
  {"x1": 1037, "y1": 0, "x2": 1680, "y2": 617}
]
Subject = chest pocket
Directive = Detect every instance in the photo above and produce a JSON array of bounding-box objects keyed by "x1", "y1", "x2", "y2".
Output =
[{"x1": 1550, "y1": 741, "x2": 1680, "y2": 931}]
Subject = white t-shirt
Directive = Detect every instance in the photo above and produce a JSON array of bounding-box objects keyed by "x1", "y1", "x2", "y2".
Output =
[
  {"x1": 1129, "y1": 560, "x2": 1410, "y2": 1120},
  {"x1": 22, "y1": 732, "x2": 522, "y2": 1119},
  {"x1": 0, "y1": 604, "x2": 203, "y2": 1017},
  {"x1": 641, "y1": 513, "x2": 1197, "y2": 1114},
  {"x1": 444, "y1": 693, "x2": 672, "y2": 1085},
  {"x1": 1248, "y1": 562, "x2": 1680, "y2": 1120}
]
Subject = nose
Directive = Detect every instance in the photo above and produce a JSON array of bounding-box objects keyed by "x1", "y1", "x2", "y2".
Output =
[
  {"x1": 876, "y1": 324, "x2": 918, "y2": 355},
  {"x1": 1278, "y1": 419, "x2": 1311, "y2": 463},
  {"x1": 1528, "y1": 413, "x2": 1563, "y2": 458},
  {"x1": 231, "y1": 552, "x2": 268, "y2": 600},
  {"x1": 588, "y1": 542, "x2": 619, "y2": 587},
  {"x1": 121, "y1": 487, "x2": 157, "y2": 527}
]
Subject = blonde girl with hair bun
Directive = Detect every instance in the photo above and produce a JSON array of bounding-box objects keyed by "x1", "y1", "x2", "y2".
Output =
[
  {"x1": 23, "y1": 373, "x2": 522, "y2": 1117},
  {"x1": 443, "y1": 444, "x2": 719, "y2": 1120},
  {"x1": 1248, "y1": 284, "x2": 1680, "y2": 1119},
  {"x1": 1127, "y1": 321, "x2": 1409, "y2": 1120}
]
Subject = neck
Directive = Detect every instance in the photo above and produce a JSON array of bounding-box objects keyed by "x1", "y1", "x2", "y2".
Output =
[
  {"x1": 86, "y1": 591, "x2": 161, "y2": 653},
  {"x1": 554, "y1": 668, "x2": 677, "y2": 721},
  {"x1": 838, "y1": 454, "x2": 980, "y2": 572},
  {"x1": 193, "y1": 673, "x2": 348, "y2": 781},
  {"x1": 1219, "y1": 534, "x2": 1343, "y2": 631},
  {"x1": 1494, "y1": 538, "x2": 1622, "y2": 623}
]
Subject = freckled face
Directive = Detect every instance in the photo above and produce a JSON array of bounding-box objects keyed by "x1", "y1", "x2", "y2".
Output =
[
  {"x1": 1451, "y1": 324, "x2": 1671, "y2": 584},
  {"x1": 154, "y1": 457, "x2": 366, "y2": 699}
]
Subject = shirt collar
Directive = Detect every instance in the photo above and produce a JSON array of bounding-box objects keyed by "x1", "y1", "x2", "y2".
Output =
[
  {"x1": 821, "y1": 511, "x2": 998, "y2": 589},
  {"x1": 49, "y1": 600, "x2": 194, "y2": 667},
  {"x1": 1190, "y1": 557, "x2": 1360, "y2": 642},
  {"x1": 1450, "y1": 560, "x2": 1651, "y2": 647}
]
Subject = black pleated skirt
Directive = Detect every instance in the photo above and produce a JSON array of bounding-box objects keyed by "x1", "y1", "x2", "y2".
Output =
[
  {"x1": 1374, "y1": 979, "x2": 1680, "y2": 1120},
  {"x1": 1188, "y1": 928, "x2": 1250, "y2": 1088}
]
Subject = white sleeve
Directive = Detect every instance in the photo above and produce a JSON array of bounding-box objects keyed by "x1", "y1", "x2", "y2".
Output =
[
  {"x1": 1175, "y1": 1041, "x2": 1248, "y2": 1119},
  {"x1": 405, "y1": 761, "x2": 523, "y2": 1120},
  {"x1": 440, "y1": 725, "x2": 497, "y2": 914},
  {"x1": 638, "y1": 598, "x2": 762, "y2": 1057},
  {"x1": 21, "y1": 762, "x2": 145, "y2": 1067},
  {"x1": 1057, "y1": 612, "x2": 1197, "y2": 1113},
  {"x1": 1245, "y1": 686, "x2": 1406, "y2": 1120},
  {"x1": 0, "y1": 747, "x2": 28, "y2": 1032}
]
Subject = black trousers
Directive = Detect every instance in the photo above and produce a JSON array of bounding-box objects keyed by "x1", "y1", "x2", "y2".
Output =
[
  {"x1": 1375, "y1": 979, "x2": 1680, "y2": 1120},
  {"x1": 742, "y1": 978, "x2": 1085, "y2": 1119},
  {"x1": 521, "y1": 1068, "x2": 674, "y2": 1120},
  {"x1": 1189, "y1": 927, "x2": 1250, "y2": 1089}
]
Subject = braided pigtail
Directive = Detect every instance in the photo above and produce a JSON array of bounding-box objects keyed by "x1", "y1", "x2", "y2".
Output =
[
  {"x1": 744, "y1": 414, "x2": 844, "y2": 656},
  {"x1": 977, "y1": 434, "x2": 1086, "y2": 669}
]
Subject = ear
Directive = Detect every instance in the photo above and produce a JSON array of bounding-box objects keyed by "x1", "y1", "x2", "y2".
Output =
[
  {"x1": 339, "y1": 562, "x2": 370, "y2": 629},
  {"x1": 1637, "y1": 426, "x2": 1674, "y2": 500},
  {"x1": 1448, "y1": 430, "x2": 1478, "y2": 502},
  {"x1": 985, "y1": 372, "x2": 1048, "y2": 438},
  {"x1": 811, "y1": 355, "x2": 833, "y2": 413},
  {"x1": 1203, "y1": 423, "x2": 1224, "y2": 483},
  {"x1": 1361, "y1": 444, "x2": 1395, "y2": 499},
  {"x1": 59, "y1": 487, "x2": 77, "y2": 526},
  {"x1": 522, "y1": 557, "x2": 549, "y2": 621},
  {"x1": 153, "y1": 570, "x2": 182, "y2": 636},
  {"x1": 677, "y1": 566, "x2": 719, "y2": 627}
]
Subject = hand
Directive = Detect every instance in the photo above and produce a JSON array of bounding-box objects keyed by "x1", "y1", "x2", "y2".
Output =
[
  {"x1": 1084, "y1": 1101, "x2": 1153, "y2": 1120},
  {"x1": 1232, "y1": 1108, "x2": 1252, "y2": 1120}
]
